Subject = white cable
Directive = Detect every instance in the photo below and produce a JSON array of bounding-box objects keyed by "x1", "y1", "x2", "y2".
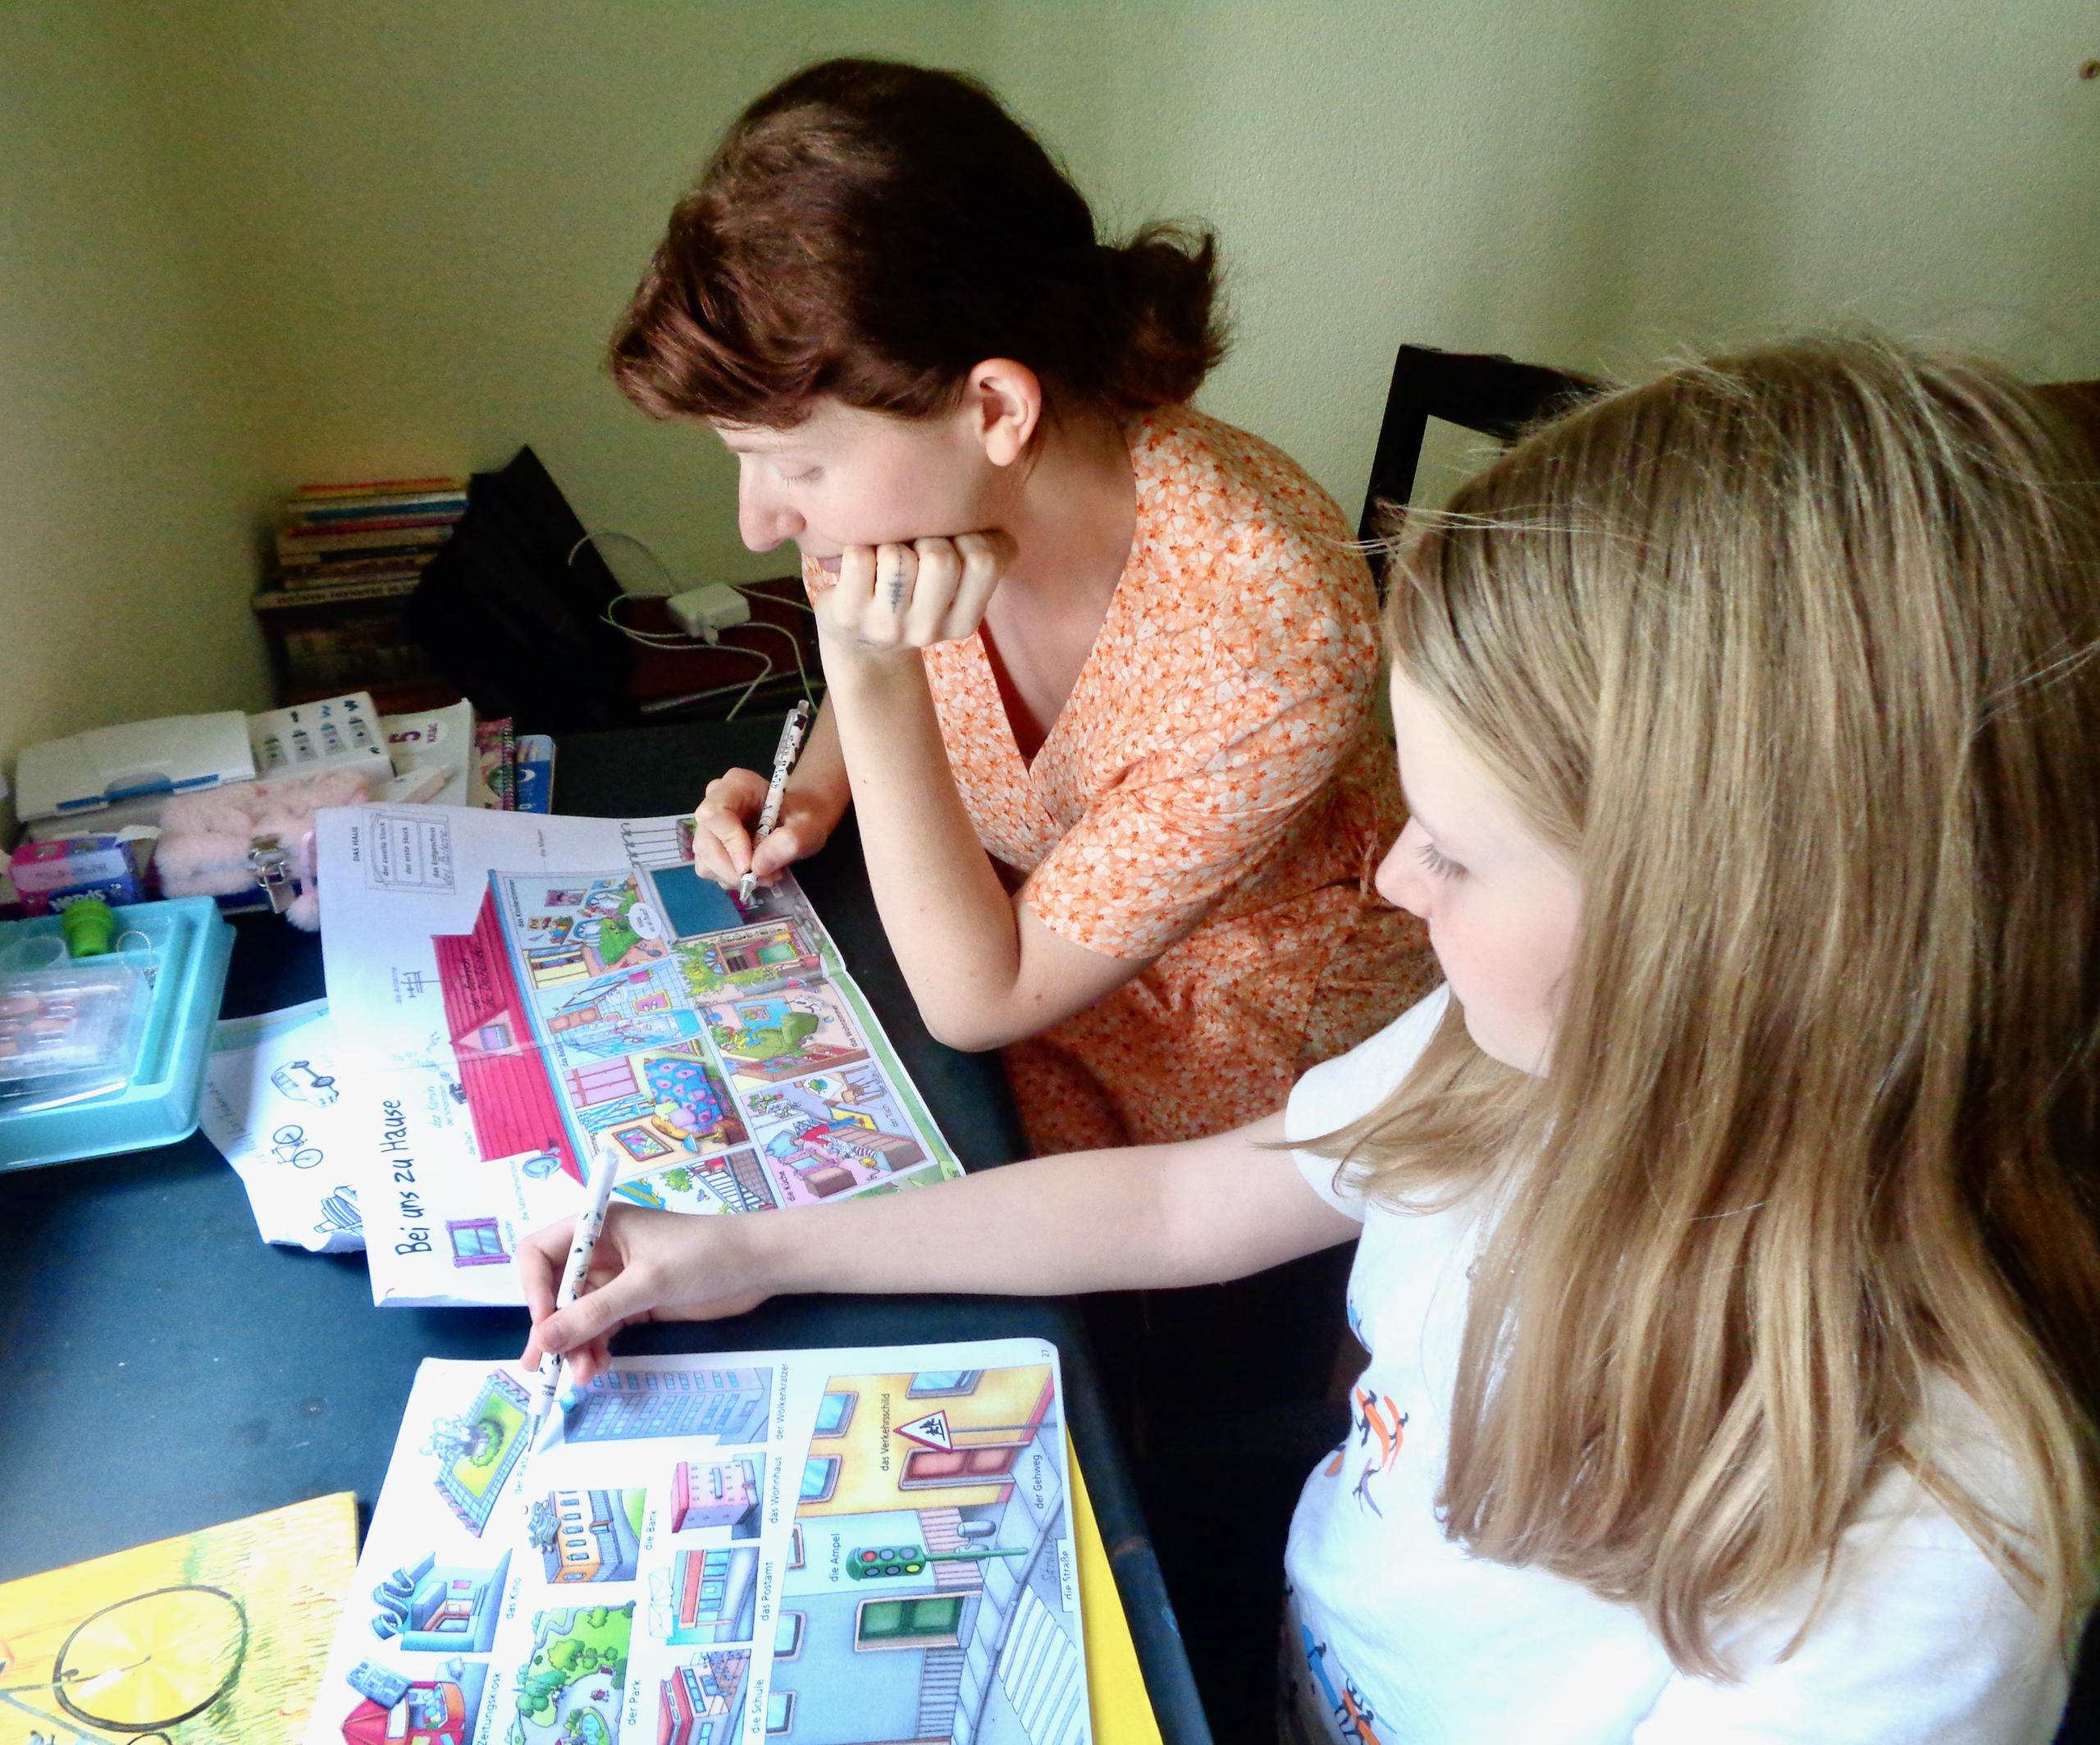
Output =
[
  {"x1": 639, "y1": 676, "x2": 765, "y2": 716},
  {"x1": 739, "y1": 616, "x2": 815, "y2": 701},
  {"x1": 641, "y1": 658, "x2": 775, "y2": 719},
  {"x1": 571, "y1": 529, "x2": 718, "y2": 648},
  {"x1": 730, "y1": 676, "x2": 769, "y2": 718},
  {"x1": 600, "y1": 592, "x2": 733, "y2": 648},
  {"x1": 566, "y1": 528, "x2": 821, "y2": 711},
  {"x1": 568, "y1": 528, "x2": 682, "y2": 593},
  {"x1": 738, "y1": 574, "x2": 817, "y2": 615}
]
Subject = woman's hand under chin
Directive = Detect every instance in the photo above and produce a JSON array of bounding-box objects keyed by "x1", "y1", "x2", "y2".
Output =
[{"x1": 812, "y1": 532, "x2": 1016, "y2": 658}]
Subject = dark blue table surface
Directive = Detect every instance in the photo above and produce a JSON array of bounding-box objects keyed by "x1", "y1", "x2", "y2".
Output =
[{"x1": 0, "y1": 715, "x2": 1211, "y2": 1745}]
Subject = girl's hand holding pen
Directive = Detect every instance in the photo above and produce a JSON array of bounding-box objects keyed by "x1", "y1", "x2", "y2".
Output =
[{"x1": 518, "y1": 1205, "x2": 774, "y2": 1386}]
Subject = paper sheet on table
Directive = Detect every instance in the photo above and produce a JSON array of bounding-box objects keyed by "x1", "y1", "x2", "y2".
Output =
[
  {"x1": 314, "y1": 804, "x2": 964, "y2": 1306},
  {"x1": 379, "y1": 699, "x2": 477, "y2": 806},
  {"x1": 199, "y1": 997, "x2": 368, "y2": 1252}
]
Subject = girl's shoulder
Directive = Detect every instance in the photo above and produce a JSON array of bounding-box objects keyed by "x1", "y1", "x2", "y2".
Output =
[
  {"x1": 1286, "y1": 987, "x2": 1454, "y2": 1220},
  {"x1": 1683, "y1": 1391, "x2": 2069, "y2": 1732}
]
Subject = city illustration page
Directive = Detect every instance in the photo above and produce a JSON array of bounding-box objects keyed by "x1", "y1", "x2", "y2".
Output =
[
  {"x1": 299, "y1": 1339, "x2": 1092, "y2": 1745},
  {"x1": 316, "y1": 806, "x2": 965, "y2": 1308}
]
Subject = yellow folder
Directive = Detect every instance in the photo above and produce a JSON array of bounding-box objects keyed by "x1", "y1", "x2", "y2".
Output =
[{"x1": 1070, "y1": 1433, "x2": 1167, "y2": 1745}]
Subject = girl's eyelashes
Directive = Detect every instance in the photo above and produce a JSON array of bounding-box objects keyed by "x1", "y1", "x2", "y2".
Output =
[
  {"x1": 1418, "y1": 841, "x2": 1465, "y2": 881},
  {"x1": 782, "y1": 467, "x2": 821, "y2": 485}
]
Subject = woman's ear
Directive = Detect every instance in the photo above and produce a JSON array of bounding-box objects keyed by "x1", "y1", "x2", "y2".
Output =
[{"x1": 966, "y1": 359, "x2": 1043, "y2": 466}]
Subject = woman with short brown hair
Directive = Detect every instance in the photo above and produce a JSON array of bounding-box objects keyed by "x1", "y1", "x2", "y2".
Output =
[{"x1": 612, "y1": 57, "x2": 1435, "y2": 1166}]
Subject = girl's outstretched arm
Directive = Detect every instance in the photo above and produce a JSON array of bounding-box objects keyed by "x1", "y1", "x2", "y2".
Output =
[{"x1": 519, "y1": 1111, "x2": 1358, "y2": 1382}]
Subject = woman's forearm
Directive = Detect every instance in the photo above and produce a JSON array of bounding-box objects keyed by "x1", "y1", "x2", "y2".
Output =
[
  {"x1": 806, "y1": 532, "x2": 1150, "y2": 1047},
  {"x1": 822, "y1": 650, "x2": 1039, "y2": 1043},
  {"x1": 783, "y1": 694, "x2": 851, "y2": 816}
]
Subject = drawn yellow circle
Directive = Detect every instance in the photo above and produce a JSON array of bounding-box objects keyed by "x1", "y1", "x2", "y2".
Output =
[{"x1": 54, "y1": 1586, "x2": 248, "y2": 1730}]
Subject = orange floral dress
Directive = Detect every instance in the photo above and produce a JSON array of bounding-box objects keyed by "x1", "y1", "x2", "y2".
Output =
[{"x1": 842, "y1": 406, "x2": 1437, "y2": 1155}]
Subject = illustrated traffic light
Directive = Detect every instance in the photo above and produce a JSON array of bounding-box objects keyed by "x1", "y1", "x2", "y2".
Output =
[
  {"x1": 847, "y1": 1544, "x2": 928, "y2": 1580},
  {"x1": 845, "y1": 1543, "x2": 1029, "y2": 1580}
]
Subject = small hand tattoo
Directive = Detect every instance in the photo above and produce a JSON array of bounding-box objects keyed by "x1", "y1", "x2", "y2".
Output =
[{"x1": 886, "y1": 560, "x2": 907, "y2": 613}]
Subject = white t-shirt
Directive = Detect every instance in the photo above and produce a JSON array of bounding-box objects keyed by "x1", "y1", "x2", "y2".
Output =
[{"x1": 1282, "y1": 985, "x2": 2072, "y2": 1743}]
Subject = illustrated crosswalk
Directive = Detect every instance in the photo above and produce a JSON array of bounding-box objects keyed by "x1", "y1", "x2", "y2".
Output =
[{"x1": 997, "y1": 1584, "x2": 1089, "y2": 1745}]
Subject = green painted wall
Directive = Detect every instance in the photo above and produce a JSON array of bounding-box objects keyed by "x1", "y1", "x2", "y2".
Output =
[
  {"x1": 0, "y1": 2, "x2": 272, "y2": 792},
  {"x1": 3, "y1": 0, "x2": 2095, "y2": 776},
  {"x1": 987, "y1": 0, "x2": 2099, "y2": 506}
]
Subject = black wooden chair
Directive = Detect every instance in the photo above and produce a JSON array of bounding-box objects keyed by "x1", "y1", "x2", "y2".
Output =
[
  {"x1": 2038, "y1": 378, "x2": 2100, "y2": 466},
  {"x1": 1357, "y1": 343, "x2": 1602, "y2": 584},
  {"x1": 1362, "y1": 352, "x2": 2100, "y2": 564}
]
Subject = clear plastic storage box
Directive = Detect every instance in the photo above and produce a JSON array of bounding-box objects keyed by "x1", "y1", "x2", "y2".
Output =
[{"x1": 0, "y1": 897, "x2": 234, "y2": 1169}]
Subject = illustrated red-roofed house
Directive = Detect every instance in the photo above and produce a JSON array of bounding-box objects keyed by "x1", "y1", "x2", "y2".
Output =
[
  {"x1": 434, "y1": 886, "x2": 581, "y2": 1185},
  {"x1": 338, "y1": 1702, "x2": 390, "y2": 1745},
  {"x1": 339, "y1": 1660, "x2": 483, "y2": 1745},
  {"x1": 339, "y1": 1690, "x2": 468, "y2": 1745}
]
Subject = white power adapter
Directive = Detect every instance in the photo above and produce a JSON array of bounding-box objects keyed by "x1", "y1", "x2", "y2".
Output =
[{"x1": 665, "y1": 582, "x2": 752, "y2": 643}]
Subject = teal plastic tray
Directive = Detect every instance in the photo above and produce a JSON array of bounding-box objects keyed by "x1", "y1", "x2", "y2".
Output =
[{"x1": 0, "y1": 896, "x2": 234, "y2": 1169}]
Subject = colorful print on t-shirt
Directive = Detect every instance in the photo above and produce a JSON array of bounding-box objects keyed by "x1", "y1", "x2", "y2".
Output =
[
  {"x1": 1301, "y1": 1624, "x2": 1387, "y2": 1745},
  {"x1": 1325, "y1": 1386, "x2": 1408, "y2": 1517}
]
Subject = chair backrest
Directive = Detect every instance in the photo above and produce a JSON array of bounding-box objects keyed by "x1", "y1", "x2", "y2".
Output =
[
  {"x1": 1358, "y1": 345, "x2": 1603, "y2": 580},
  {"x1": 2037, "y1": 379, "x2": 2100, "y2": 466}
]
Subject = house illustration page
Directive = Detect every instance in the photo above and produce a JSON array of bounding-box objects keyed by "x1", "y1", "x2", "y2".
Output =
[
  {"x1": 299, "y1": 1338, "x2": 1091, "y2": 1745},
  {"x1": 315, "y1": 806, "x2": 964, "y2": 1307}
]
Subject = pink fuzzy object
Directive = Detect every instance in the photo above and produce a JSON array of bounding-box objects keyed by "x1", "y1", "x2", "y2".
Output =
[{"x1": 156, "y1": 769, "x2": 371, "y2": 930}]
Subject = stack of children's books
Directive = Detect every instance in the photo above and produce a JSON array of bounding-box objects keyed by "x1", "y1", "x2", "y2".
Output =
[
  {"x1": 252, "y1": 477, "x2": 469, "y2": 709},
  {"x1": 271, "y1": 477, "x2": 468, "y2": 604}
]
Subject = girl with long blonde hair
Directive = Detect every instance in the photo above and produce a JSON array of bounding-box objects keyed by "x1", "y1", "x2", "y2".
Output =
[{"x1": 522, "y1": 334, "x2": 2100, "y2": 1740}]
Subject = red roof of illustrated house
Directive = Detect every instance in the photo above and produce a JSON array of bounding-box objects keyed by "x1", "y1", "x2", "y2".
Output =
[
  {"x1": 338, "y1": 1700, "x2": 391, "y2": 1745},
  {"x1": 433, "y1": 885, "x2": 581, "y2": 1184}
]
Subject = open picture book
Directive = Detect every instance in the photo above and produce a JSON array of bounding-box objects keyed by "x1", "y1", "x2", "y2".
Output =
[
  {"x1": 300, "y1": 1338, "x2": 1091, "y2": 1745},
  {"x1": 316, "y1": 806, "x2": 964, "y2": 1307}
]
